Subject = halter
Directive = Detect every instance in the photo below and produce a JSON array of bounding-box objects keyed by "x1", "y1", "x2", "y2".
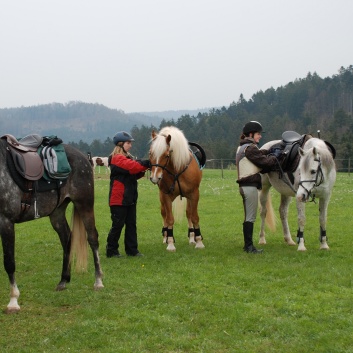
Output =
[{"x1": 298, "y1": 157, "x2": 324, "y2": 202}]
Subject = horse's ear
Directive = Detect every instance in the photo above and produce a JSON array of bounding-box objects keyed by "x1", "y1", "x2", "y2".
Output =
[
  {"x1": 313, "y1": 147, "x2": 318, "y2": 157},
  {"x1": 151, "y1": 130, "x2": 157, "y2": 139},
  {"x1": 299, "y1": 147, "x2": 305, "y2": 156},
  {"x1": 166, "y1": 134, "x2": 171, "y2": 145}
]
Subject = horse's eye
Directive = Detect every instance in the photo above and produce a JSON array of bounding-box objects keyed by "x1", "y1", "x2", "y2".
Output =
[{"x1": 311, "y1": 170, "x2": 316, "y2": 175}]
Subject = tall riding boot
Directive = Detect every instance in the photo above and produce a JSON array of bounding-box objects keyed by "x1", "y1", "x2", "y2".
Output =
[{"x1": 243, "y1": 221, "x2": 263, "y2": 254}]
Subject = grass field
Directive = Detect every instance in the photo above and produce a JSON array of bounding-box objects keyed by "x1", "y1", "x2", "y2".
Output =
[{"x1": 1, "y1": 169, "x2": 353, "y2": 352}]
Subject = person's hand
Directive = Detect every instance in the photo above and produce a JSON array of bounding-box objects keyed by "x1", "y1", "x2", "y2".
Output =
[
  {"x1": 138, "y1": 159, "x2": 151, "y2": 169},
  {"x1": 270, "y1": 148, "x2": 283, "y2": 158}
]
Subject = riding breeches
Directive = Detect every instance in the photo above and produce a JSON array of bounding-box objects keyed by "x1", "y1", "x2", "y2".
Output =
[{"x1": 239, "y1": 186, "x2": 258, "y2": 223}]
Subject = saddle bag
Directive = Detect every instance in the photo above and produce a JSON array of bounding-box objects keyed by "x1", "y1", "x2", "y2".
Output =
[{"x1": 40, "y1": 139, "x2": 72, "y2": 180}]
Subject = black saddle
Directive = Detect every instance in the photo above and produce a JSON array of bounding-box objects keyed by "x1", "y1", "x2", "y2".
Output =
[
  {"x1": 270, "y1": 131, "x2": 311, "y2": 175},
  {"x1": 189, "y1": 142, "x2": 206, "y2": 169}
]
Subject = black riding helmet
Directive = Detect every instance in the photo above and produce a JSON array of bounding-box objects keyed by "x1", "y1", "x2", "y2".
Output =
[
  {"x1": 242, "y1": 121, "x2": 264, "y2": 135},
  {"x1": 113, "y1": 131, "x2": 134, "y2": 145}
]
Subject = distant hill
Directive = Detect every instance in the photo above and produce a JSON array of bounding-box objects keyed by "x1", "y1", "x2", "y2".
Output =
[{"x1": 0, "y1": 102, "x2": 211, "y2": 143}]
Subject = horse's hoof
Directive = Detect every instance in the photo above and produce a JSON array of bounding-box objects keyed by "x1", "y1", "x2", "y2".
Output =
[
  {"x1": 94, "y1": 283, "x2": 104, "y2": 290},
  {"x1": 285, "y1": 238, "x2": 296, "y2": 246},
  {"x1": 166, "y1": 246, "x2": 176, "y2": 252},
  {"x1": 297, "y1": 247, "x2": 307, "y2": 251},
  {"x1": 320, "y1": 244, "x2": 330, "y2": 250},
  {"x1": 56, "y1": 283, "x2": 67, "y2": 291},
  {"x1": 258, "y1": 238, "x2": 266, "y2": 245},
  {"x1": 195, "y1": 243, "x2": 205, "y2": 249},
  {"x1": 5, "y1": 306, "x2": 20, "y2": 314}
]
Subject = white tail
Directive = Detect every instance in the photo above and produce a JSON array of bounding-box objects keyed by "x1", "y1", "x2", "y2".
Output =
[
  {"x1": 172, "y1": 197, "x2": 186, "y2": 223},
  {"x1": 264, "y1": 193, "x2": 277, "y2": 232},
  {"x1": 70, "y1": 207, "x2": 88, "y2": 273}
]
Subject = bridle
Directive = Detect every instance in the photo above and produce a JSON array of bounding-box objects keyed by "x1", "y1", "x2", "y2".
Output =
[
  {"x1": 150, "y1": 148, "x2": 191, "y2": 197},
  {"x1": 298, "y1": 157, "x2": 324, "y2": 202}
]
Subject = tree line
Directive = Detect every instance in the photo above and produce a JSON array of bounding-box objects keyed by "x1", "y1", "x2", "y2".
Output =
[{"x1": 69, "y1": 65, "x2": 353, "y2": 168}]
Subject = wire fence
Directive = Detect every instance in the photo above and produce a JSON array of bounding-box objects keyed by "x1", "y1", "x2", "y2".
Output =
[{"x1": 204, "y1": 158, "x2": 353, "y2": 175}]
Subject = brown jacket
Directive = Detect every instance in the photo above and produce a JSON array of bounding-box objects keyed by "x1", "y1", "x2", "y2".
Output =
[{"x1": 236, "y1": 138, "x2": 277, "y2": 189}]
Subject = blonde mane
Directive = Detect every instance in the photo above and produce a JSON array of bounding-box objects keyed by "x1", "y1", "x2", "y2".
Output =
[{"x1": 151, "y1": 126, "x2": 190, "y2": 171}]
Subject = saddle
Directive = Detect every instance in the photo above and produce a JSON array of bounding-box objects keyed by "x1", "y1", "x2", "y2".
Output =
[
  {"x1": 189, "y1": 142, "x2": 206, "y2": 169},
  {"x1": 2, "y1": 134, "x2": 44, "y2": 180}
]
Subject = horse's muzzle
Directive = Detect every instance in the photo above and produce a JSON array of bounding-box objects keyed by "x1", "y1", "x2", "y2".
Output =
[
  {"x1": 150, "y1": 176, "x2": 161, "y2": 185},
  {"x1": 297, "y1": 193, "x2": 307, "y2": 203}
]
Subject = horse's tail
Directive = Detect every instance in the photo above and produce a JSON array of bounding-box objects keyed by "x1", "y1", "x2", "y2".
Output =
[
  {"x1": 70, "y1": 207, "x2": 88, "y2": 273},
  {"x1": 265, "y1": 192, "x2": 277, "y2": 232},
  {"x1": 173, "y1": 197, "x2": 186, "y2": 223}
]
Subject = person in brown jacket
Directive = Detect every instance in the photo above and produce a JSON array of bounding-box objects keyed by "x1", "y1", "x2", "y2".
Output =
[{"x1": 236, "y1": 121, "x2": 279, "y2": 253}]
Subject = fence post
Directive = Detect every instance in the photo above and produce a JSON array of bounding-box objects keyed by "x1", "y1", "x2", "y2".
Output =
[
  {"x1": 349, "y1": 158, "x2": 351, "y2": 177},
  {"x1": 221, "y1": 159, "x2": 224, "y2": 178}
]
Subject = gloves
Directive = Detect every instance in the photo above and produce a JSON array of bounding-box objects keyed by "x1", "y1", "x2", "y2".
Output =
[
  {"x1": 138, "y1": 159, "x2": 151, "y2": 169},
  {"x1": 269, "y1": 148, "x2": 283, "y2": 159}
]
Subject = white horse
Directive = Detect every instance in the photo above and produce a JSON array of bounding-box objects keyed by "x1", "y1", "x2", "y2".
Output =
[
  {"x1": 259, "y1": 136, "x2": 336, "y2": 251},
  {"x1": 92, "y1": 156, "x2": 110, "y2": 174}
]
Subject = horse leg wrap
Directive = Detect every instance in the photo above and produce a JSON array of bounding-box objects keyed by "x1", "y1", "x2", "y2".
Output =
[
  {"x1": 194, "y1": 227, "x2": 203, "y2": 240},
  {"x1": 319, "y1": 227, "x2": 327, "y2": 243},
  {"x1": 188, "y1": 228, "x2": 194, "y2": 238},
  {"x1": 167, "y1": 228, "x2": 175, "y2": 243},
  {"x1": 161, "y1": 227, "x2": 168, "y2": 237},
  {"x1": 296, "y1": 230, "x2": 304, "y2": 244}
]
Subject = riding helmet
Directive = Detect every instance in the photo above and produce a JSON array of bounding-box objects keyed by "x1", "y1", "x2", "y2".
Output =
[
  {"x1": 113, "y1": 131, "x2": 135, "y2": 145},
  {"x1": 242, "y1": 121, "x2": 264, "y2": 135}
]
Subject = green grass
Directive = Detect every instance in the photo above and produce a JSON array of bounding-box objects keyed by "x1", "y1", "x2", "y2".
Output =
[{"x1": 1, "y1": 170, "x2": 353, "y2": 352}]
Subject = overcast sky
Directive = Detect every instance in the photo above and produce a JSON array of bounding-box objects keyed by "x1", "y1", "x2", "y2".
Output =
[{"x1": 0, "y1": 0, "x2": 352, "y2": 113}]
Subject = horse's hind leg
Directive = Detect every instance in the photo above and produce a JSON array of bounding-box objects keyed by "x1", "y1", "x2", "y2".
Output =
[
  {"x1": 187, "y1": 194, "x2": 205, "y2": 249},
  {"x1": 74, "y1": 204, "x2": 104, "y2": 289},
  {"x1": 280, "y1": 195, "x2": 296, "y2": 246},
  {"x1": 259, "y1": 182, "x2": 270, "y2": 245},
  {"x1": 49, "y1": 203, "x2": 72, "y2": 291},
  {"x1": 0, "y1": 220, "x2": 21, "y2": 313},
  {"x1": 186, "y1": 199, "x2": 196, "y2": 245}
]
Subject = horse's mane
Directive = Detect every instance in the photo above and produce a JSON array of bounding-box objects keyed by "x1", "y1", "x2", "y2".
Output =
[
  {"x1": 302, "y1": 138, "x2": 336, "y2": 171},
  {"x1": 151, "y1": 126, "x2": 190, "y2": 171}
]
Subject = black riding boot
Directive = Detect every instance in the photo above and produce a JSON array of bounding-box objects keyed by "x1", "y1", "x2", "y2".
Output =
[{"x1": 243, "y1": 221, "x2": 263, "y2": 254}]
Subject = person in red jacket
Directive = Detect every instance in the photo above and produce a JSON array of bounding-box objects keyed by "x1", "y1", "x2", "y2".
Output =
[{"x1": 106, "y1": 131, "x2": 151, "y2": 257}]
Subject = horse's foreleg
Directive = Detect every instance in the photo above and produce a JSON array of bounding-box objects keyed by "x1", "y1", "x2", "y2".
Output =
[
  {"x1": 318, "y1": 198, "x2": 329, "y2": 250},
  {"x1": 280, "y1": 195, "x2": 296, "y2": 246},
  {"x1": 1, "y1": 221, "x2": 21, "y2": 313},
  {"x1": 160, "y1": 194, "x2": 176, "y2": 251},
  {"x1": 296, "y1": 200, "x2": 307, "y2": 251}
]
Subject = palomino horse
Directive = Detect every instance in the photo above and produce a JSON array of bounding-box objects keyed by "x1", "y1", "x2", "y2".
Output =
[
  {"x1": 149, "y1": 126, "x2": 205, "y2": 251},
  {"x1": 0, "y1": 137, "x2": 104, "y2": 313},
  {"x1": 259, "y1": 134, "x2": 336, "y2": 251}
]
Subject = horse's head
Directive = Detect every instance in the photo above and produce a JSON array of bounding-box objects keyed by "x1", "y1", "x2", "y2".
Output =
[
  {"x1": 297, "y1": 146, "x2": 323, "y2": 202},
  {"x1": 149, "y1": 130, "x2": 172, "y2": 185}
]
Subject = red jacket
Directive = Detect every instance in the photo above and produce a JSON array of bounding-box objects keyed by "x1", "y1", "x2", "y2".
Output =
[{"x1": 109, "y1": 154, "x2": 148, "y2": 206}]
